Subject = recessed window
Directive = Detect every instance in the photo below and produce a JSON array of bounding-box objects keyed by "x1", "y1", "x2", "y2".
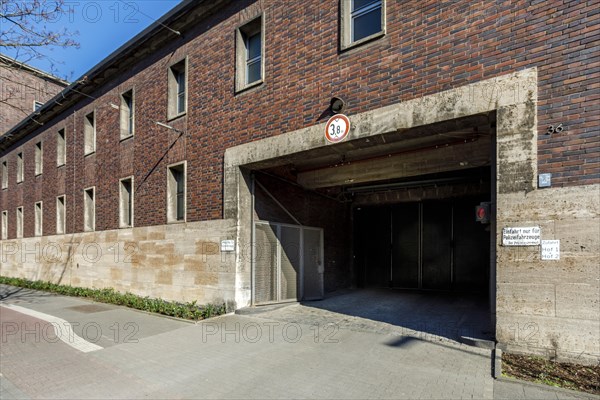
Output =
[
  {"x1": 57, "y1": 129, "x2": 66, "y2": 166},
  {"x1": 1, "y1": 160, "x2": 7, "y2": 189},
  {"x1": 1, "y1": 210, "x2": 7, "y2": 240},
  {"x1": 84, "y1": 187, "x2": 95, "y2": 232},
  {"x1": 56, "y1": 195, "x2": 66, "y2": 235},
  {"x1": 341, "y1": 0, "x2": 385, "y2": 50},
  {"x1": 167, "y1": 163, "x2": 186, "y2": 223},
  {"x1": 34, "y1": 101, "x2": 43, "y2": 111},
  {"x1": 120, "y1": 90, "x2": 135, "y2": 139},
  {"x1": 236, "y1": 17, "x2": 264, "y2": 92},
  {"x1": 35, "y1": 141, "x2": 43, "y2": 175},
  {"x1": 34, "y1": 201, "x2": 43, "y2": 237},
  {"x1": 168, "y1": 60, "x2": 187, "y2": 119},
  {"x1": 119, "y1": 177, "x2": 134, "y2": 228},
  {"x1": 16, "y1": 206, "x2": 23, "y2": 238},
  {"x1": 16, "y1": 152, "x2": 23, "y2": 183},
  {"x1": 84, "y1": 112, "x2": 96, "y2": 155}
]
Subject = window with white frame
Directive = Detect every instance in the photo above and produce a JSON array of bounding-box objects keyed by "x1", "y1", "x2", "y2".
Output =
[
  {"x1": 34, "y1": 201, "x2": 43, "y2": 237},
  {"x1": 167, "y1": 163, "x2": 185, "y2": 222},
  {"x1": 56, "y1": 195, "x2": 66, "y2": 235},
  {"x1": 16, "y1": 206, "x2": 23, "y2": 238},
  {"x1": 120, "y1": 89, "x2": 135, "y2": 138},
  {"x1": 57, "y1": 129, "x2": 66, "y2": 166},
  {"x1": 35, "y1": 141, "x2": 43, "y2": 175},
  {"x1": 119, "y1": 177, "x2": 133, "y2": 228},
  {"x1": 84, "y1": 187, "x2": 95, "y2": 232},
  {"x1": 341, "y1": 0, "x2": 385, "y2": 50},
  {"x1": 84, "y1": 112, "x2": 96, "y2": 155},
  {"x1": 236, "y1": 16, "x2": 263, "y2": 92},
  {"x1": 1, "y1": 160, "x2": 7, "y2": 189},
  {"x1": 16, "y1": 152, "x2": 24, "y2": 183},
  {"x1": 168, "y1": 60, "x2": 187, "y2": 119},
  {"x1": 1, "y1": 210, "x2": 7, "y2": 240}
]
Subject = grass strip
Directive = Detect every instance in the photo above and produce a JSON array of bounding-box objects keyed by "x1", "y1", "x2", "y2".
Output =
[{"x1": 0, "y1": 276, "x2": 227, "y2": 321}]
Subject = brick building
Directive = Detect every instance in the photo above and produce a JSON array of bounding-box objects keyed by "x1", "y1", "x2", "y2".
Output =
[
  {"x1": 0, "y1": 55, "x2": 68, "y2": 134},
  {"x1": 0, "y1": 1, "x2": 598, "y2": 363}
]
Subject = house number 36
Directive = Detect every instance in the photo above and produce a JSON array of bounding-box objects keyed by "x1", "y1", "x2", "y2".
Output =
[{"x1": 547, "y1": 123, "x2": 564, "y2": 134}]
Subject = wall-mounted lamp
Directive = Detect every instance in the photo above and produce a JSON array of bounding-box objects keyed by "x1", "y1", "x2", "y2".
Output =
[
  {"x1": 330, "y1": 97, "x2": 346, "y2": 114},
  {"x1": 155, "y1": 121, "x2": 185, "y2": 135}
]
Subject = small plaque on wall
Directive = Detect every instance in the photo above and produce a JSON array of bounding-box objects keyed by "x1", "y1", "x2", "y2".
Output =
[
  {"x1": 541, "y1": 240, "x2": 560, "y2": 260},
  {"x1": 220, "y1": 240, "x2": 235, "y2": 252}
]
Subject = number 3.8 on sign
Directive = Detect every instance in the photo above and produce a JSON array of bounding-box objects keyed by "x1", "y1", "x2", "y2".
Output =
[{"x1": 325, "y1": 114, "x2": 350, "y2": 143}]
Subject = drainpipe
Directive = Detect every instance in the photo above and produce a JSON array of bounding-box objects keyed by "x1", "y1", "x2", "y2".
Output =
[{"x1": 250, "y1": 172, "x2": 255, "y2": 306}]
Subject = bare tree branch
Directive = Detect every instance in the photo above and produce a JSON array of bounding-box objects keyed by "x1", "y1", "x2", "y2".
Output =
[{"x1": 0, "y1": 0, "x2": 78, "y2": 127}]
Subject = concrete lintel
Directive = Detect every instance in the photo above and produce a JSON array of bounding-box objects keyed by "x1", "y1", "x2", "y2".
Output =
[{"x1": 224, "y1": 68, "x2": 537, "y2": 170}]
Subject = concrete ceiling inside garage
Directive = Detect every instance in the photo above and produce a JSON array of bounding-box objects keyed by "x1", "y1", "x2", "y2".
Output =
[{"x1": 253, "y1": 113, "x2": 494, "y2": 190}]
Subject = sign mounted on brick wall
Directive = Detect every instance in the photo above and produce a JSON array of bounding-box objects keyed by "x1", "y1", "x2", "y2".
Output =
[{"x1": 502, "y1": 227, "x2": 541, "y2": 246}]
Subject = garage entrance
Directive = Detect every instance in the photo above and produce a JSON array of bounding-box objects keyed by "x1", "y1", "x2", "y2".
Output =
[
  {"x1": 246, "y1": 112, "x2": 494, "y2": 306},
  {"x1": 354, "y1": 197, "x2": 490, "y2": 292},
  {"x1": 225, "y1": 69, "x2": 539, "y2": 349}
]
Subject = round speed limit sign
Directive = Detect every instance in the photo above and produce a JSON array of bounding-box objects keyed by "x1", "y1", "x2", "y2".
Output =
[{"x1": 325, "y1": 114, "x2": 350, "y2": 143}]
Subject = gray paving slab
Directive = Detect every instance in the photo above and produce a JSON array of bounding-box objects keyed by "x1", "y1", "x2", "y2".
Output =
[
  {"x1": 0, "y1": 284, "x2": 190, "y2": 348},
  {"x1": 1, "y1": 284, "x2": 596, "y2": 399}
]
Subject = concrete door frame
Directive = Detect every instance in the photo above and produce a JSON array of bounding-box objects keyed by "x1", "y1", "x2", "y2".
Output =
[{"x1": 224, "y1": 69, "x2": 538, "y2": 325}]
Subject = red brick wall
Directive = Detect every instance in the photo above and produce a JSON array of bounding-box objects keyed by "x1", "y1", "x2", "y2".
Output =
[
  {"x1": 0, "y1": 65, "x2": 66, "y2": 134},
  {"x1": 1, "y1": 0, "x2": 598, "y2": 239}
]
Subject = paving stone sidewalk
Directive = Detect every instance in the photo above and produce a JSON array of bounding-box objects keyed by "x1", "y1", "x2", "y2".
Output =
[{"x1": 1, "y1": 284, "x2": 596, "y2": 399}]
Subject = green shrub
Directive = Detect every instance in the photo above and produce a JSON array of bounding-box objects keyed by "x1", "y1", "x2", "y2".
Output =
[{"x1": 0, "y1": 276, "x2": 226, "y2": 321}]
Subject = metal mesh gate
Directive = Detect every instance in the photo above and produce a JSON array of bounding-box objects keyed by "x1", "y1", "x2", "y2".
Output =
[{"x1": 253, "y1": 221, "x2": 323, "y2": 305}]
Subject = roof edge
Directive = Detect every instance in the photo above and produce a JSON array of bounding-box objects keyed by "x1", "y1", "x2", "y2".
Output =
[{"x1": 0, "y1": 0, "x2": 227, "y2": 151}]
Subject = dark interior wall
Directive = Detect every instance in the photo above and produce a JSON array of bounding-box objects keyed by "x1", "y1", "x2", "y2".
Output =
[
  {"x1": 253, "y1": 173, "x2": 352, "y2": 293},
  {"x1": 354, "y1": 194, "x2": 491, "y2": 294}
]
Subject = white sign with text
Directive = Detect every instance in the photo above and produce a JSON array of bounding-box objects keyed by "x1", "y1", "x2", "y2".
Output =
[
  {"x1": 541, "y1": 240, "x2": 560, "y2": 260},
  {"x1": 220, "y1": 240, "x2": 235, "y2": 252},
  {"x1": 502, "y1": 227, "x2": 541, "y2": 246}
]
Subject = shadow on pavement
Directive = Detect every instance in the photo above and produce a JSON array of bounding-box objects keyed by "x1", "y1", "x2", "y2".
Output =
[
  {"x1": 299, "y1": 288, "x2": 494, "y2": 344},
  {"x1": 0, "y1": 284, "x2": 56, "y2": 304}
]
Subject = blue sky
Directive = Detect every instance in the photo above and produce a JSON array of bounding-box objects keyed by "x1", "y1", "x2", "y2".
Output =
[{"x1": 5, "y1": 1, "x2": 182, "y2": 81}]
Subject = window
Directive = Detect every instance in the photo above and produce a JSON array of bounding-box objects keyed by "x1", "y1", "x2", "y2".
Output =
[
  {"x1": 84, "y1": 187, "x2": 95, "y2": 232},
  {"x1": 119, "y1": 177, "x2": 133, "y2": 228},
  {"x1": 35, "y1": 141, "x2": 43, "y2": 175},
  {"x1": 56, "y1": 196, "x2": 66, "y2": 235},
  {"x1": 57, "y1": 129, "x2": 66, "y2": 166},
  {"x1": 168, "y1": 60, "x2": 187, "y2": 119},
  {"x1": 34, "y1": 101, "x2": 43, "y2": 111},
  {"x1": 16, "y1": 152, "x2": 23, "y2": 183},
  {"x1": 120, "y1": 90, "x2": 135, "y2": 138},
  {"x1": 341, "y1": 0, "x2": 385, "y2": 50},
  {"x1": 84, "y1": 112, "x2": 96, "y2": 155},
  {"x1": 16, "y1": 207, "x2": 23, "y2": 238},
  {"x1": 236, "y1": 17, "x2": 264, "y2": 92},
  {"x1": 167, "y1": 163, "x2": 185, "y2": 222},
  {"x1": 1, "y1": 211, "x2": 7, "y2": 240},
  {"x1": 1, "y1": 160, "x2": 7, "y2": 189},
  {"x1": 34, "y1": 201, "x2": 43, "y2": 237}
]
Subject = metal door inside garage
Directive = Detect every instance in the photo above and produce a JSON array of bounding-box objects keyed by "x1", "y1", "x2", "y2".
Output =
[
  {"x1": 253, "y1": 221, "x2": 324, "y2": 304},
  {"x1": 355, "y1": 199, "x2": 489, "y2": 292}
]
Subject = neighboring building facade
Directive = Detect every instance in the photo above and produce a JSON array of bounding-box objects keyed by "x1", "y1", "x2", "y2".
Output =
[
  {"x1": 0, "y1": 55, "x2": 69, "y2": 134},
  {"x1": 0, "y1": 1, "x2": 598, "y2": 364}
]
